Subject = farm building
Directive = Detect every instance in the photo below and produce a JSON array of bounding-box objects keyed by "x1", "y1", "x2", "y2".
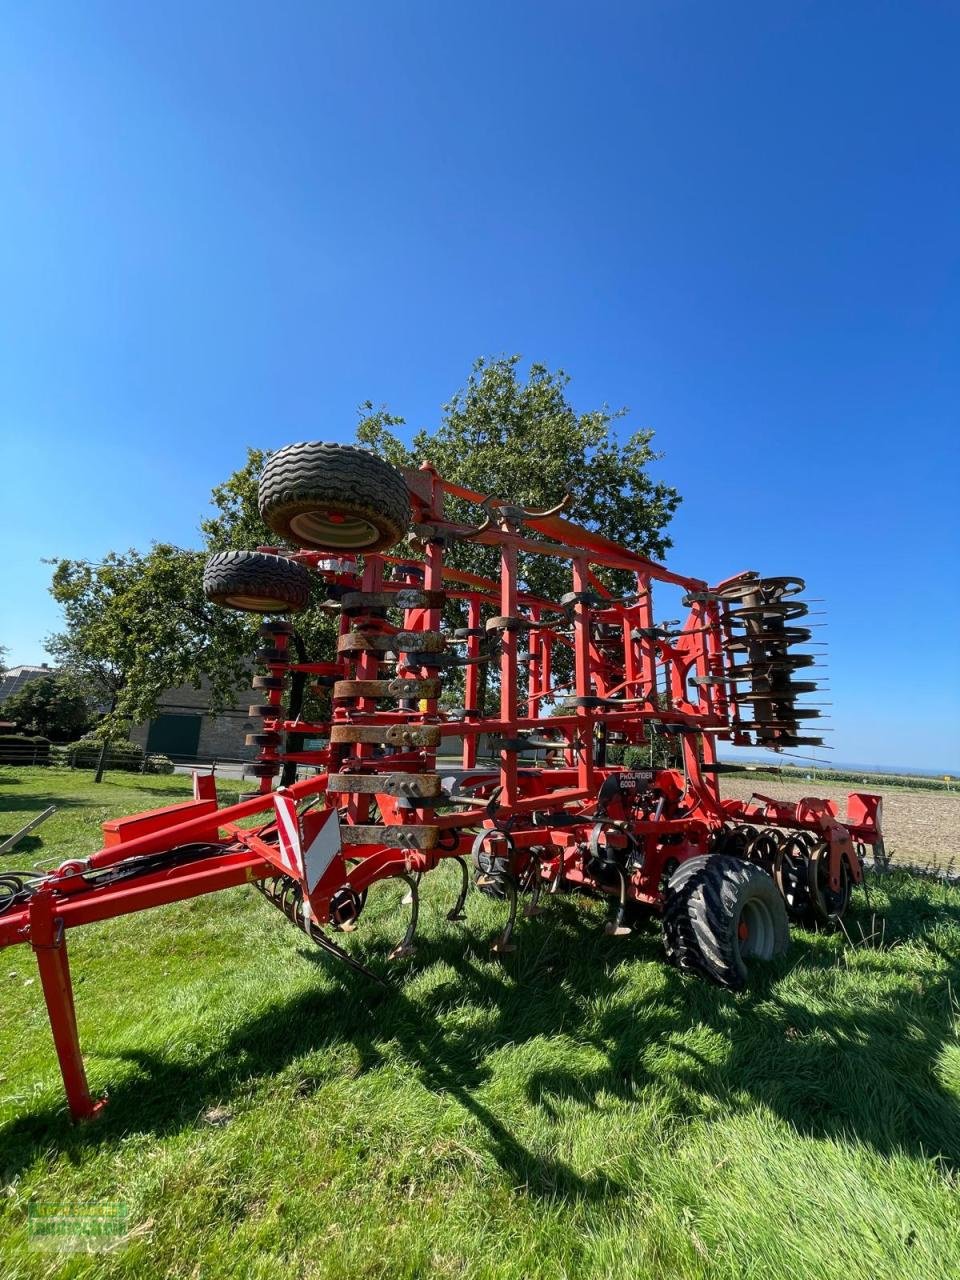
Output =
[{"x1": 128, "y1": 679, "x2": 257, "y2": 763}]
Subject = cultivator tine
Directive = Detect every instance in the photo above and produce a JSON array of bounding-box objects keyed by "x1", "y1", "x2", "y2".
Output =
[
  {"x1": 445, "y1": 855, "x2": 470, "y2": 922},
  {"x1": 489, "y1": 876, "x2": 519, "y2": 954},
  {"x1": 254, "y1": 876, "x2": 390, "y2": 987},
  {"x1": 388, "y1": 873, "x2": 420, "y2": 961},
  {"x1": 521, "y1": 854, "x2": 545, "y2": 918},
  {"x1": 603, "y1": 868, "x2": 633, "y2": 937},
  {"x1": 400, "y1": 871, "x2": 421, "y2": 906}
]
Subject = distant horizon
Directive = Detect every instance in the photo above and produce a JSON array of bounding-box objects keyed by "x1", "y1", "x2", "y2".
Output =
[{"x1": 717, "y1": 751, "x2": 957, "y2": 778}]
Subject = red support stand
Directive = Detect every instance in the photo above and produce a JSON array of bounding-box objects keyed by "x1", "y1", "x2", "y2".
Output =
[{"x1": 29, "y1": 890, "x2": 107, "y2": 1123}]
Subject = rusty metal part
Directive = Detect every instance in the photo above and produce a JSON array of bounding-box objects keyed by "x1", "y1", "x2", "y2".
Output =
[
  {"x1": 341, "y1": 824, "x2": 440, "y2": 850},
  {"x1": 719, "y1": 576, "x2": 805, "y2": 601},
  {"x1": 728, "y1": 656, "x2": 817, "y2": 676},
  {"x1": 494, "y1": 493, "x2": 571, "y2": 528},
  {"x1": 338, "y1": 630, "x2": 447, "y2": 655},
  {"x1": 485, "y1": 615, "x2": 530, "y2": 632},
  {"x1": 727, "y1": 601, "x2": 810, "y2": 622},
  {"x1": 327, "y1": 773, "x2": 442, "y2": 799},
  {"x1": 330, "y1": 724, "x2": 442, "y2": 748},
  {"x1": 333, "y1": 677, "x2": 442, "y2": 700},
  {"x1": 341, "y1": 588, "x2": 446, "y2": 612}
]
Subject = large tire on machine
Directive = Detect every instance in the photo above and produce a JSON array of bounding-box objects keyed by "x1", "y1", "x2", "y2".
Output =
[
  {"x1": 258, "y1": 442, "x2": 411, "y2": 552},
  {"x1": 662, "y1": 854, "x2": 789, "y2": 991},
  {"x1": 203, "y1": 550, "x2": 312, "y2": 613}
]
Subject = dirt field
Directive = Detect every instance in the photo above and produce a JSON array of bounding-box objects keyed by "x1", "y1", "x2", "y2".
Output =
[{"x1": 720, "y1": 775, "x2": 960, "y2": 869}]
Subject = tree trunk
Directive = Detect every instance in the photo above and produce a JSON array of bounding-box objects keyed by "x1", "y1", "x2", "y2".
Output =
[
  {"x1": 93, "y1": 737, "x2": 109, "y2": 784},
  {"x1": 93, "y1": 694, "x2": 118, "y2": 784}
]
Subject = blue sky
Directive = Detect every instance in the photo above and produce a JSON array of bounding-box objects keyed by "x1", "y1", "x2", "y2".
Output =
[{"x1": 1, "y1": 2, "x2": 957, "y2": 769}]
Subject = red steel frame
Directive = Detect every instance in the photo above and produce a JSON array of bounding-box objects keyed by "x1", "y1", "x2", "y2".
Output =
[{"x1": 0, "y1": 462, "x2": 883, "y2": 1121}]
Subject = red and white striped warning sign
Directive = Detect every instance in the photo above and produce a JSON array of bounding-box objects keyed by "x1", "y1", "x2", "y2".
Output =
[{"x1": 272, "y1": 794, "x2": 342, "y2": 892}]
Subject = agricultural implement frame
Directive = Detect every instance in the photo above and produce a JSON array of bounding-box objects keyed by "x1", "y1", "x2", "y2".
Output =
[{"x1": 0, "y1": 444, "x2": 884, "y2": 1121}]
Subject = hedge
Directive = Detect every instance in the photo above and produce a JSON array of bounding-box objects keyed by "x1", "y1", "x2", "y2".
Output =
[{"x1": 55, "y1": 737, "x2": 145, "y2": 771}]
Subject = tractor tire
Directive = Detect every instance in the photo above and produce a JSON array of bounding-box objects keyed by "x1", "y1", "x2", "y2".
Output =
[
  {"x1": 258, "y1": 442, "x2": 410, "y2": 553},
  {"x1": 203, "y1": 551, "x2": 311, "y2": 614},
  {"x1": 473, "y1": 848, "x2": 512, "y2": 900},
  {"x1": 662, "y1": 854, "x2": 789, "y2": 991},
  {"x1": 661, "y1": 855, "x2": 712, "y2": 970}
]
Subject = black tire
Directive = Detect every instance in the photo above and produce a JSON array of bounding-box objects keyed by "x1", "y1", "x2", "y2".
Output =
[
  {"x1": 474, "y1": 848, "x2": 513, "y2": 899},
  {"x1": 661, "y1": 855, "x2": 712, "y2": 969},
  {"x1": 258, "y1": 442, "x2": 410, "y2": 552},
  {"x1": 252, "y1": 675, "x2": 285, "y2": 691},
  {"x1": 662, "y1": 854, "x2": 789, "y2": 991},
  {"x1": 203, "y1": 551, "x2": 311, "y2": 614},
  {"x1": 246, "y1": 732, "x2": 282, "y2": 748}
]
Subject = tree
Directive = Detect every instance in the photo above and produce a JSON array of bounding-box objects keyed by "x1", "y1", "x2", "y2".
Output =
[
  {"x1": 356, "y1": 356, "x2": 681, "y2": 705},
  {"x1": 46, "y1": 546, "x2": 258, "y2": 780},
  {"x1": 45, "y1": 355, "x2": 680, "y2": 752},
  {"x1": 356, "y1": 356, "x2": 679, "y2": 601},
  {"x1": 1, "y1": 673, "x2": 92, "y2": 741}
]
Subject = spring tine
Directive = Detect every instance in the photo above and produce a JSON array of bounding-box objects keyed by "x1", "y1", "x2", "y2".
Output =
[
  {"x1": 490, "y1": 875, "x2": 519, "y2": 954},
  {"x1": 388, "y1": 873, "x2": 420, "y2": 961},
  {"x1": 522, "y1": 853, "x2": 545, "y2": 918},
  {"x1": 254, "y1": 875, "x2": 390, "y2": 987},
  {"x1": 307, "y1": 921, "x2": 391, "y2": 987},
  {"x1": 603, "y1": 867, "x2": 633, "y2": 936},
  {"x1": 446, "y1": 855, "x2": 470, "y2": 922}
]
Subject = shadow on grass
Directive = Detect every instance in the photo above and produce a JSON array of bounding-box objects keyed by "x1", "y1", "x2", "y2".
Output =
[
  {"x1": 0, "y1": 791, "x2": 85, "y2": 819},
  {"x1": 2, "y1": 873, "x2": 960, "y2": 1196}
]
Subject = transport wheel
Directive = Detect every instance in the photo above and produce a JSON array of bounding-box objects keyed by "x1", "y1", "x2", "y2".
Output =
[
  {"x1": 662, "y1": 854, "x2": 789, "y2": 991},
  {"x1": 807, "y1": 841, "x2": 852, "y2": 927},
  {"x1": 203, "y1": 550, "x2": 311, "y2": 613},
  {"x1": 258, "y1": 442, "x2": 411, "y2": 552},
  {"x1": 660, "y1": 855, "x2": 712, "y2": 969}
]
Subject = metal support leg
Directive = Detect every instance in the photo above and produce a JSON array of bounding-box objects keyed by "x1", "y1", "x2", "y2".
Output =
[{"x1": 29, "y1": 891, "x2": 107, "y2": 1123}]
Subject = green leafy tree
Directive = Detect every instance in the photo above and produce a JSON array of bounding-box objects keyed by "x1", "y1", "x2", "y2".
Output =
[
  {"x1": 357, "y1": 356, "x2": 680, "y2": 706},
  {"x1": 356, "y1": 356, "x2": 680, "y2": 600},
  {"x1": 46, "y1": 546, "x2": 254, "y2": 732},
  {"x1": 1, "y1": 672, "x2": 93, "y2": 741},
  {"x1": 45, "y1": 356, "x2": 679, "y2": 751}
]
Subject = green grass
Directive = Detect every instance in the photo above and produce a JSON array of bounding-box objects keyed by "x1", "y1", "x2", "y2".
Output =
[
  {"x1": 1, "y1": 766, "x2": 959, "y2": 1279},
  {"x1": 722, "y1": 765, "x2": 957, "y2": 793}
]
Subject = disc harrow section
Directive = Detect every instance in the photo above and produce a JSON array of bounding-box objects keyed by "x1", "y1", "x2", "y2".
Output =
[{"x1": 717, "y1": 575, "x2": 827, "y2": 748}]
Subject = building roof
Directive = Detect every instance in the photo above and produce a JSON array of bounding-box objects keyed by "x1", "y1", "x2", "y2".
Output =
[{"x1": 0, "y1": 664, "x2": 55, "y2": 704}]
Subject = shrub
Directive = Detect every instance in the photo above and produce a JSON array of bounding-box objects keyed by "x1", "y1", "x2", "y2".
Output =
[
  {"x1": 145, "y1": 753, "x2": 175, "y2": 775},
  {"x1": 60, "y1": 736, "x2": 145, "y2": 771},
  {"x1": 605, "y1": 743, "x2": 681, "y2": 771}
]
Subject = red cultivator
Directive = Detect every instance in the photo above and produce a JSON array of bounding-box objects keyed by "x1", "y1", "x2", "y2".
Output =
[{"x1": 1, "y1": 443, "x2": 885, "y2": 1121}]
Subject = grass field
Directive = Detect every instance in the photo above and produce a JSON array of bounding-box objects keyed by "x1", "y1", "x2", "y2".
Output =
[{"x1": 1, "y1": 767, "x2": 960, "y2": 1279}]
